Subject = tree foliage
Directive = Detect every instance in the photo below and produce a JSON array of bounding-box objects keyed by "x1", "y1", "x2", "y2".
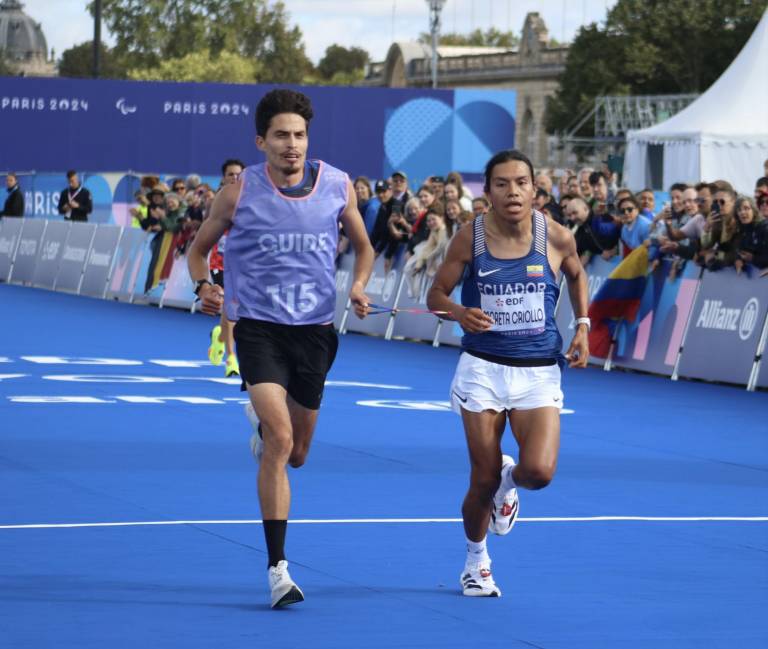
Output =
[
  {"x1": 128, "y1": 49, "x2": 262, "y2": 83},
  {"x1": 0, "y1": 53, "x2": 14, "y2": 76},
  {"x1": 546, "y1": 0, "x2": 766, "y2": 136},
  {"x1": 420, "y1": 28, "x2": 519, "y2": 48},
  {"x1": 58, "y1": 41, "x2": 127, "y2": 79},
  {"x1": 91, "y1": 0, "x2": 312, "y2": 83},
  {"x1": 317, "y1": 45, "x2": 369, "y2": 81}
]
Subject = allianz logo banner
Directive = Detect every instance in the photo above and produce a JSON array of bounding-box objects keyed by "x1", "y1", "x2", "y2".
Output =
[{"x1": 696, "y1": 297, "x2": 760, "y2": 341}]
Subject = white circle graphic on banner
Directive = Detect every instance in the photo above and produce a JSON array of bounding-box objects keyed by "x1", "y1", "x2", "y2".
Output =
[{"x1": 739, "y1": 298, "x2": 759, "y2": 341}]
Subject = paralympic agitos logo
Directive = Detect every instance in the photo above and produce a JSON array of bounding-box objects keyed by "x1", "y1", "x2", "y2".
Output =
[{"x1": 115, "y1": 98, "x2": 137, "y2": 115}]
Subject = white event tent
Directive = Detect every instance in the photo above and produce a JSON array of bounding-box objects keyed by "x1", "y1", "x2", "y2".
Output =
[{"x1": 623, "y1": 10, "x2": 768, "y2": 195}]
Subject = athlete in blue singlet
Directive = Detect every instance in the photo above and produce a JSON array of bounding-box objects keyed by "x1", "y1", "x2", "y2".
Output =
[
  {"x1": 188, "y1": 89, "x2": 374, "y2": 608},
  {"x1": 428, "y1": 150, "x2": 590, "y2": 597}
]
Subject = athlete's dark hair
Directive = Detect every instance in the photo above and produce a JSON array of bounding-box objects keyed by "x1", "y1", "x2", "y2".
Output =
[
  {"x1": 255, "y1": 89, "x2": 314, "y2": 138},
  {"x1": 756, "y1": 176, "x2": 768, "y2": 188},
  {"x1": 221, "y1": 159, "x2": 246, "y2": 176},
  {"x1": 670, "y1": 182, "x2": 690, "y2": 193},
  {"x1": 618, "y1": 195, "x2": 640, "y2": 210},
  {"x1": 588, "y1": 170, "x2": 606, "y2": 186},
  {"x1": 483, "y1": 150, "x2": 534, "y2": 193},
  {"x1": 66, "y1": 169, "x2": 77, "y2": 179}
]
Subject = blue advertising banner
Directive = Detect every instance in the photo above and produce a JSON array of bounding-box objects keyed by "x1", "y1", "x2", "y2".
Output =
[
  {"x1": 31, "y1": 220, "x2": 70, "y2": 289},
  {"x1": 390, "y1": 273, "x2": 441, "y2": 343},
  {"x1": 0, "y1": 217, "x2": 23, "y2": 281},
  {"x1": 8, "y1": 218, "x2": 46, "y2": 285},
  {"x1": 555, "y1": 255, "x2": 620, "y2": 363},
  {"x1": 17, "y1": 172, "x2": 114, "y2": 224},
  {"x1": 343, "y1": 255, "x2": 402, "y2": 337},
  {"x1": 106, "y1": 227, "x2": 149, "y2": 302},
  {"x1": 55, "y1": 222, "x2": 96, "y2": 293},
  {"x1": 80, "y1": 225, "x2": 122, "y2": 298},
  {"x1": 756, "y1": 315, "x2": 768, "y2": 388},
  {"x1": 159, "y1": 253, "x2": 196, "y2": 310},
  {"x1": 436, "y1": 285, "x2": 464, "y2": 348},
  {"x1": 1, "y1": 78, "x2": 515, "y2": 185},
  {"x1": 333, "y1": 252, "x2": 354, "y2": 331},
  {"x1": 610, "y1": 260, "x2": 702, "y2": 376},
  {"x1": 676, "y1": 268, "x2": 768, "y2": 385}
]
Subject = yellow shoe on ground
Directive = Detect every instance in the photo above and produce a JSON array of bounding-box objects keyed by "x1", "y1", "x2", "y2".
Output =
[
  {"x1": 208, "y1": 326, "x2": 224, "y2": 366},
  {"x1": 225, "y1": 354, "x2": 240, "y2": 377}
]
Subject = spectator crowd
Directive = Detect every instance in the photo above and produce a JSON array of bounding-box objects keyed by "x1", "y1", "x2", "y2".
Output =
[
  {"x1": 345, "y1": 158, "x2": 768, "y2": 293},
  {"x1": 3, "y1": 158, "x2": 768, "y2": 288}
]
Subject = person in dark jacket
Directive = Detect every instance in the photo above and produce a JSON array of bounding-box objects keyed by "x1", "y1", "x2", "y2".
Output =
[
  {"x1": 370, "y1": 180, "x2": 396, "y2": 253},
  {"x1": 57, "y1": 170, "x2": 93, "y2": 222},
  {"x1": 565, "y1": 196, "x2": 616, "y2": 265},
  {"x1": 734, "y1": 196, "x2": 768, "y2": 272},
  {"x1": 1, "y1": 173, "x2": 24, "y2": 217}
]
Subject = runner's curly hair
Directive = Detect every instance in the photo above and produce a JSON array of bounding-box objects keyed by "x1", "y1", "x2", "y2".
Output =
[{"x1": 255, "y1": 89, "x2": 314, "y2": 138}]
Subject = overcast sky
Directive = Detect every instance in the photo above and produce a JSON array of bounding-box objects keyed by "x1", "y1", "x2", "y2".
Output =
[{"x1": 24, "y1": 0, "x2": 616, "y2": 64}]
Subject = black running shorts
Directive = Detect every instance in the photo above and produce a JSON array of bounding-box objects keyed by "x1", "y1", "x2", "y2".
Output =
[{"x1": 233, "y1": 318, "x2": 339, "y2": 410}]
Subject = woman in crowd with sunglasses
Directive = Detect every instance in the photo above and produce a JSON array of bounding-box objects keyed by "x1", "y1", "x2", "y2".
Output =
[
  {"x1": 734, "y1": 195, "x2": 768, "y2": 273},
  {"x1": 701, "y1": 187, "x2": 739, "y2": 271}
]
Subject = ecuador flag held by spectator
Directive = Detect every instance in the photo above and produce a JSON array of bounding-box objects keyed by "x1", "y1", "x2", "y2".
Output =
[{"x1": 587, "y1": 246, "x2": 649, "y2": 358}]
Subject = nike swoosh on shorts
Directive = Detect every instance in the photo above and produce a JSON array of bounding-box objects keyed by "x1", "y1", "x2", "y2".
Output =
[{"x1": 452, "y1": 390, "x2": 468, "y2": 403}]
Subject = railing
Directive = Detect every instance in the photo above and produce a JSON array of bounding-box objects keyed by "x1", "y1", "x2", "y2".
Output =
[{"x1": 2, "y1": 217, "x2": 766, "y2": 390}]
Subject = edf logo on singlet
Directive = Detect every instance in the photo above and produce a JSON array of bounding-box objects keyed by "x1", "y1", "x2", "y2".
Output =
[{"x1": 478, "y1": 282, "x2": 547, "y2": 333}]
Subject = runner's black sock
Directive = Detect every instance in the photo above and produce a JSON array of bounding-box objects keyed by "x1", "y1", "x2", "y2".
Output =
[{"x1": 263, "y1": 520, "x2": 287, "y2": 568}]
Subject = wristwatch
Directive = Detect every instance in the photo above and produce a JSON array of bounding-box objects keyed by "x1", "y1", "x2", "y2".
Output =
[
  {"x1": 193, "y1": 278, "x2": 212, "y2": 296},
  {"x1": 575, "y1": 317, "x2": 591, "y2": 332}
]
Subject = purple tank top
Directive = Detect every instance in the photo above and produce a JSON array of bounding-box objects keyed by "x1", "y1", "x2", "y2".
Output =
[{"x1": 224, "y1": 161, "x2": 347, "y2": 325}]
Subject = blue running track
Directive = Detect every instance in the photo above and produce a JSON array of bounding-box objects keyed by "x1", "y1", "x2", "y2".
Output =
[{"x1": 1, "y1": 283, "x2": 766, "y2": 648}]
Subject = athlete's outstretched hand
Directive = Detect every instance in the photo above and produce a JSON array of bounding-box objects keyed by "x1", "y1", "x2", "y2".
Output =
[
  {"x1": 457, "y1": 307, "x2": 493, "y2": 333},
  {"x1": 565, "y1": 328, "x2": 589, "y2": 368},
  {"x1": 350, "y1": 283, "x2": 371, "y2": 319},
  {"x1": 198, "y1": 283, "x2": 224, "y2": 316}
]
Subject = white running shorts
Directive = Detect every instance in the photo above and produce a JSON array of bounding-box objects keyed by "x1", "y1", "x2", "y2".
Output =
[{"x1": 450, "y1": 352, "x2": 564, "y2": 413}]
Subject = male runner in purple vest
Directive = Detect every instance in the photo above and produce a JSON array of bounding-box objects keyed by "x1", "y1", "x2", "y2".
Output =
[{"x1": 188, "y1": 89, "x2": 374, "y2": 608}]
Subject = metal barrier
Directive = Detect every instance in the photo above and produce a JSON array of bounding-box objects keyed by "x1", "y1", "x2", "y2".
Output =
[{"x1": 2, "y1": 217, "x2": 766, "y2": 390}]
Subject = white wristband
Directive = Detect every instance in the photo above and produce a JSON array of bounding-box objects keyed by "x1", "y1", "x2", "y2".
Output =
[{"x1": 575, "y1": 317, "x2": 591, "y2": 332}]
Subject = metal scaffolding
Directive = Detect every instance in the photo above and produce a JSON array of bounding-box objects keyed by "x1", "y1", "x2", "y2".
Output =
[{"x1": 594, "y1": 94, "x2": 698, "y2": 138}]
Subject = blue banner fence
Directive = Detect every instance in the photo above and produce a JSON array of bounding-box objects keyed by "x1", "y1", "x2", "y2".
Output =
[{"x1": 2, "y1": 217, "x2": 766, "y2": 390}]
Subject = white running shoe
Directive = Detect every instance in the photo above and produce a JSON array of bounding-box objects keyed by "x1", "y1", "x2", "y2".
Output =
[
  {"x1": 489, "y1": 454, "x2": 519, "y2": 536},
  {"x1": 245, "y1": 402, "x2": 262, "y2": 462},
  {"x1": 460, "y1": 561, "x2": 501, "y2": 597},
  {"x1": 268, "y1": 560, "x2": 304, "y2": 608}
]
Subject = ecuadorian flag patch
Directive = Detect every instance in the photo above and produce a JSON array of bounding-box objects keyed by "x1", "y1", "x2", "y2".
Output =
[{"x1": 526, "y1": 264, "x2": 544, "y2": 277}]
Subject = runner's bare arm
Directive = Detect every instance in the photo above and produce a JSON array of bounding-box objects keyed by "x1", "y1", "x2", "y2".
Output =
[
  {"x1": 427, "y1": 226, "x2": 493, "y2": 333},
  {"x1": 187, "y1": 181, "x2": 239, "y2": 315},
  {"x1": 339, "y1": 178, "x2": 374, "y2": 318},
  {"x1": 550, "y1": 222, "x2": 589, "y2": 367}
]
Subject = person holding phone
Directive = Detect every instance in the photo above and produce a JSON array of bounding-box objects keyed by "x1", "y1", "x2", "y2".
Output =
[{"x1": 700, "y1": 187, "x2": 739, "y2": 270}]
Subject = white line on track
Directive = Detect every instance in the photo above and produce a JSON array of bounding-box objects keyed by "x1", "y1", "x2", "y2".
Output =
[{"x1": 1, "y1": 516, "x2": 767, "y2": 530}]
